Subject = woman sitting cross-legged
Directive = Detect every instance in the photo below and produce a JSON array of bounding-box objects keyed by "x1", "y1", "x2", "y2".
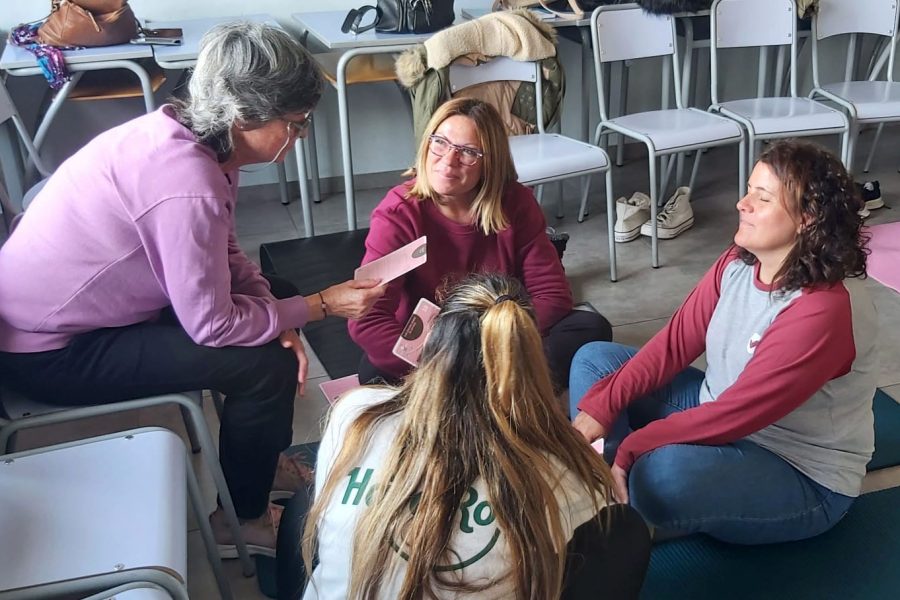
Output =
[
  {"x1": 294, "y1": 273, "x2": 651, "y2": 600},
  {"x1": 348, "y1": 97, "x2": 612, "y2": 389},
  {"x1": 570, "y1": 139, "x2": 876, "y2": 544}
]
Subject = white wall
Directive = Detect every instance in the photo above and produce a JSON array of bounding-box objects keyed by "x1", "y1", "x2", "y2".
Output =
[{"x1": 1, "y1": 2, "x2": 857, "y2": 188}]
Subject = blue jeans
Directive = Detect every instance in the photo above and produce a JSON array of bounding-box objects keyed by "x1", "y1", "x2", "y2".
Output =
[{"x1": 569, "y1": 342, "x2": 855, "y2": 545}]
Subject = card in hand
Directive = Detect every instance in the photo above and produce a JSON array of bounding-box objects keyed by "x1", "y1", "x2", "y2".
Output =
[
  {"x1": 319, "y1": 374, "x2": 360, "y2": 405},
  {"x1": 591, "y1": 438, "x2": 605, "y2": 455},
  {"x1": 392, "y1": 298, "x2": 441, "y2": 367},
  {"x1": 354, "y1": 236, "x2": 427, "y2": 284}
]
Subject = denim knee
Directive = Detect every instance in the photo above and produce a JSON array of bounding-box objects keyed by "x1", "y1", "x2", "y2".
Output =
[
  {"x1": 628, "y1": 445, "x2": 695, "y2": 529},
  {"x1": 569, "y1": 342, "x2": 638, "y2": 419}
]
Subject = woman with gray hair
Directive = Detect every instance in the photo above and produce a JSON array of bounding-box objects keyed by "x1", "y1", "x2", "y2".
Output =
[{"x1": 0, "y1": 22, "x2": 383, "y2": 556}]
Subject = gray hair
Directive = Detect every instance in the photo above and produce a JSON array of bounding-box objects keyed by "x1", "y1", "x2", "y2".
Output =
[{"x1": 172, "y1": 21, "x2": 324, "y2": 157}]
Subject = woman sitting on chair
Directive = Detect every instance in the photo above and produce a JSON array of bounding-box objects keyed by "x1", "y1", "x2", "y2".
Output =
[
  {"x1": 0, "y1": 23, "x2": 383, "y2": 555},
  {"x1": 299, "y1": 273, "x2": 651, "y2": 599},
  {"x1": 349, "y1": 97, "x2": 612, "y2": 388},
  {"x1": 570, "y1": 139, "x2": 875, "y2": 544}
]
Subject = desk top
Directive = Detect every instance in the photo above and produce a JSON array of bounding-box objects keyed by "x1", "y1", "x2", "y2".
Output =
[
  {"x1": 293, "y1": 10, "x2": 436, "y2": 50},
  {"x1": 148, "y1": 13, "x2": 280, "y2": 65},
  {"x1": 0, "y1": 39, "x2": 152, "y2": 71},
  {"x1": 460, "y1": 7, "x2": 589, "y2": 27}
]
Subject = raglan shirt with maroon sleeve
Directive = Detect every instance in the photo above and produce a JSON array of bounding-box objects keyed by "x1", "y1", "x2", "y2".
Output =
[{"x1": 577, "y1": 248, "x2": 878, "y2": 497}]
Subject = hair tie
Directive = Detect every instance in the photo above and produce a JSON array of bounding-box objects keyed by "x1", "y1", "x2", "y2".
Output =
[{"x1": 494, "y1": 294, "x2": 515, "y2": 305}]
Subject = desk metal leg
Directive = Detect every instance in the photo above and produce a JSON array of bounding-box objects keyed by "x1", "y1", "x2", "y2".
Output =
[
  {"x1": 336, "y1": 45, "x2": 412, "y2": 231},
  {"x1": 294, "y1": 138, "x2": 314, "y2": 237},
  {"x1": 337, "y1": 51, "x2": 357, "y2": 230}
]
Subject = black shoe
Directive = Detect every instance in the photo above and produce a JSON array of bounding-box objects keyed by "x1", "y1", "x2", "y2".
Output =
[
  {"x1": 855, "y1": 180, "x2": 884, "y2": 213},
  {"x1": 546, "y1": 227, "x2": 569, "y2": 261}
]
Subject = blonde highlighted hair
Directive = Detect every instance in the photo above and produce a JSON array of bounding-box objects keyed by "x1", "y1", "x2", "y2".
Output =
[
  {"x1": 302, "y1": 273, "x2": 613, "y2": 599},
  {"x1": 405, "y1": 98, "x2": 518, "y2": 235}
]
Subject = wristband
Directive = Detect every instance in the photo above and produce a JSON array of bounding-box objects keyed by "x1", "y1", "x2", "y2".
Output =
[{"x1": 317, "y1": 291, "x2": 328, "y2": 318}]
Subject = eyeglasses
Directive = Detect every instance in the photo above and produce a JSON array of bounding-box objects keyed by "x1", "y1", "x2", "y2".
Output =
[
  {"x1": 284, "y1": 111, "x2": 313, "y2": 135},
  {"x1": 428, "y1": 135, "x2": 484, "y2": 166}
]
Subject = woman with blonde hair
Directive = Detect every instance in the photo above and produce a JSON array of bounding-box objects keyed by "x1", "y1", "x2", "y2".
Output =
[
  {"x1": 349, "y1": 97, "x2": 612, "y2": 389},
  {"x1": 295, "y1": 273, "x2": 650, "y2": 599}
]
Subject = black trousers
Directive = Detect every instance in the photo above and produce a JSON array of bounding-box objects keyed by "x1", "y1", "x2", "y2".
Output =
[
  {"x1": 359, "y1": 308, "x2": 613, "y2": 389},
  {"x1": 0, "y1": 276, "x2": 301, "y2": 519},
  {"x1": 274, "y1": 489, "x2": 651, "y2": 600}
]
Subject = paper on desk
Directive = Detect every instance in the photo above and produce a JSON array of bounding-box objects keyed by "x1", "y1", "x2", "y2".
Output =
[
  {"x1": 319, "y1": 374, "x2": 361, "y2": 405},
  {"x1": 354, "y1": 236, "x2": 427, "y2": 284}
]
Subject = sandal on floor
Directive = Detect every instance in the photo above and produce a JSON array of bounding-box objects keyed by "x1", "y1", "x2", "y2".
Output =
[{"x1": 212, "y1": 502, "x2": 283, "y2": 559}]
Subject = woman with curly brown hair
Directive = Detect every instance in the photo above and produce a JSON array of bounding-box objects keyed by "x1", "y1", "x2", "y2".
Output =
[{"x1": 568, "y1": 139, "x2": 876, "y2": 545}]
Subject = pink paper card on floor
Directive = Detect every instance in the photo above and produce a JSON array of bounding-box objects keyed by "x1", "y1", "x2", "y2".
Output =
[
  {"x1": 392, "y1": 298, "x2": 441, "y2": 367},
  {"x1": 591, "y1": 438, "x2": 605, "y2": 455},
  {"x1": 354, "y1": 236, "x2": 427, "y2": 284},
  {"x1": 319, "y1": 374, "x2": 360, "y2": 405}
]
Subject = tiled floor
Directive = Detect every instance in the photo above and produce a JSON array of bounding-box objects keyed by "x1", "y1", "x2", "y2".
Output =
[{"x1": 9, "y1": 133, "x2": 900, "y2": 598}]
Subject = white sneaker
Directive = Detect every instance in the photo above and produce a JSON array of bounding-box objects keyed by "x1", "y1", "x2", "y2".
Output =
[
  {"x1": 640, "y1": 186, "x2": 694, "y2": 240},
  {"x1": 614, "y1": 192, "x2": 651, "y2": 243}
]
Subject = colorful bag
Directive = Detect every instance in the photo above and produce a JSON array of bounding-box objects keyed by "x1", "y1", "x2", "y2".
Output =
[{"x1": 37, "y1": 0, "x2": 138, "y2": 48}]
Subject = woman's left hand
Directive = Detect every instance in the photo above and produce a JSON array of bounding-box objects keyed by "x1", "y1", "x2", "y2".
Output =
[
  {"x1": 611, "y1": 464, "x2": 629, "y2": 504},
  {"x1": 279, "y1": 329, "x2": 309, "y2": 396}
]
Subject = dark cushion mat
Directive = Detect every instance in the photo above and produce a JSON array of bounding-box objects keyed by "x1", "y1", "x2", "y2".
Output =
[
  {"x1": 260, "y1": 230, "x2": 369, "y2": 379},
  {"x1": 642, "y1": 485, "x2": 900, "y2": 600},
  {"x1": 870, "y1": 388, "x2": 900, "y2": 471}
]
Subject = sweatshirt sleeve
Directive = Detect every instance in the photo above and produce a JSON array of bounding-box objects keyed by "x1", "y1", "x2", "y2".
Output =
[
  {"x1": 227, "y1": 228, "x2": 273, "y2": 298},
  {"x1": 136, "y1": 195, "x2": 309, "y2": 347},
  {"x1": 614, "y1": 284, "x2": 856, "y2": 471},
  {"x1": 347, "y1": 196, "x2": 418, "y2": 377},
  {"x1": 513, "y1": 186, "x2": 573, "y2": 334},
  {"x1": 576, "y1": 250, "x2": 735, "y2": 430}
]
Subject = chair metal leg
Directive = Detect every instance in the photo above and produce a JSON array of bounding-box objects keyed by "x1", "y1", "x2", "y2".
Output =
[
  {"x1": 276, "y1": 163, "x2": 289, "y2": 206},
  {"x1": 187, "y1": 451, "x2": 234, "y2": 600},
  {"x1": 649, "y1": 156, "x2": 659, "y2": 269},
  {"x1": 179, "y1": 404, "x2": 201, "y2": 454},
  {"x1": 578, "y1": 174, "x2": 591, "y2": 224},
  {"x1": 179, "y1": 398, "x2": 256, "y2": 577},
  {"x1": 616, "y1": 63, "x2": 629, "y2": 167},
  {"x1": 536, "y1": 184, "x2": 544, "y2": 206},
  {"x1": 605, "y1": 170, "x2": 617, "y2": 282},
  {"x1": 863, "y1": 123, "x2": 883, "y2": 174},
  {"x1": 306, "y1": 118, "x2": 322, "y2": 205},
  {"x1": 688, "y1": 148, "x2": 703, "y2": 192},
  {"x1": 739, "y1": 137, "x2": 748, "y2": 198},
  {"x1": 556, "y1": 181, "x2": 564, "y2": 219}
]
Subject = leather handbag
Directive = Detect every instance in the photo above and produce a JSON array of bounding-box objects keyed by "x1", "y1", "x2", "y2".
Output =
[
  {"x1": 343, "y1": 0, "x2": 455, "y2": 35},
  {"x1": 38, "y1": 0, "x2": 139, "y2": 48}
]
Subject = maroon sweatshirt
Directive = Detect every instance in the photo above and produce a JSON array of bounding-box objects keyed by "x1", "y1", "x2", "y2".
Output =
[{"x1": 348, "y1": 180, "x2": 573, "y2": 378}]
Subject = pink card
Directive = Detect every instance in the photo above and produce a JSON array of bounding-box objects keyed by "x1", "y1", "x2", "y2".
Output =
[
  {"x1": 392, "y1": 298, "x2": 441, "y2": 367},
  {"x1": 319, "y1": 374, "x2": 360, "y2": 405},
  {"x1": 354, "y1": 236, "x2": 427, "y2": 284},
  {"x1": 591, "y1": 438, "x2": 605, "y2": 455}
]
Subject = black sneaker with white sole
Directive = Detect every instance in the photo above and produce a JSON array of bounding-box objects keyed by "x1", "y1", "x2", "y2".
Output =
[{"x1": 856, "y1": 180, "x2": 883, "y2": 215}]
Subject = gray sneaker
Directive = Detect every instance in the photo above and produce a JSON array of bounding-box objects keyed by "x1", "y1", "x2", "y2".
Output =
[
  {"x1": 640, "y1": 186, "x2": 694, "y2": 240},
  {"x1": 614, "y1": 192, "x2": 651, "y2": 243}
]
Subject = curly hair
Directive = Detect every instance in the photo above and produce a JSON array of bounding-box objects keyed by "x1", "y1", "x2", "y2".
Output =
[{"x1": 738, "y1": 139, "x2": 868, "y2": 291}]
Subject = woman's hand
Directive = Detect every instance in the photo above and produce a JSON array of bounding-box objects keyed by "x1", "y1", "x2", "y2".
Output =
[
  {"x1": 572, "y1": 410, "x2": 607, "y2": 443},
  {"x1": 611, "y1": 464, "x2": 629, "y2": 504},
  {"x1": 279, "y1": 329, "x2": 309, "y2": 396},
  {"x1": 321, "y1": 278, "x2": 385, "y2": 320}
]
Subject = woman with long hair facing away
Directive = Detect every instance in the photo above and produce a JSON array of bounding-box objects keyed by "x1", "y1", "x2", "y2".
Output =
[
  {"x1": 570, "y1": 139, "x2": 875, "y2": 544},
  {"x1": 298, "y1": 273, "x2": 651, "y2": 599},
  {"x1": 348, "y1": 97, "x2": 612, "y2": 389}
]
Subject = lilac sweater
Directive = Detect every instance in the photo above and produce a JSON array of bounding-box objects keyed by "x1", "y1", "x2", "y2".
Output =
[{"x1": 0, "y1": 106, "x2": 309, "y2": 353}]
